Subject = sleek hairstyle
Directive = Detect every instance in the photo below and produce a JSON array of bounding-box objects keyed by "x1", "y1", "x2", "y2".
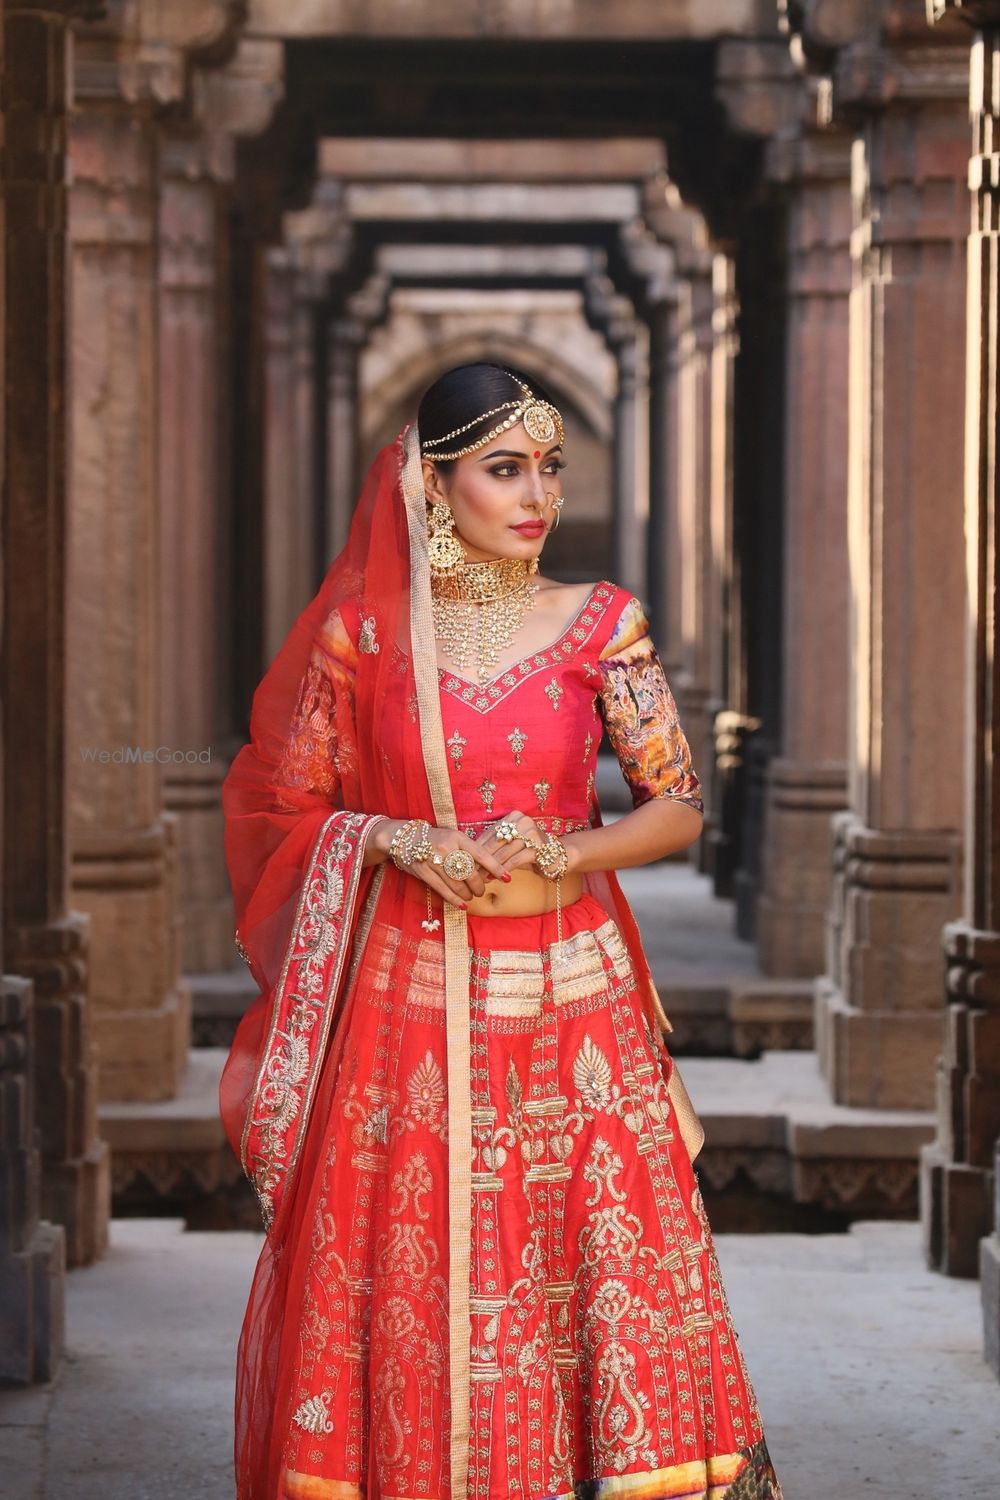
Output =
[{"x1": 417, "y1": 361, "x2": 559, "y2": 470}]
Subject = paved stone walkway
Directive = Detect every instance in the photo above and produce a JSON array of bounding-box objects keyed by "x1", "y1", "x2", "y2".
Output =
[{"x1": 1, "y1": 1217, "x2": 996, "y2": 1498}]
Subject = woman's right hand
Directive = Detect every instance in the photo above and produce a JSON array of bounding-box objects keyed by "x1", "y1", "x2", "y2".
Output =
[{"x1": 370, "y1": 818, "x2": 510, "y2": 907}]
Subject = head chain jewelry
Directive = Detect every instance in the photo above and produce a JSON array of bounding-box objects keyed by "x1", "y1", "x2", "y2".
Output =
[{"x1": 421, "y1": 372, "x2": 565, "y2": 462}]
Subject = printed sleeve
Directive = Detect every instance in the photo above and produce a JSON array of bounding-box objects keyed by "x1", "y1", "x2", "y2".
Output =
[
  {"x1": 596, "y1": 594, "x2": 704, "y2": 816},
  {"x1": 273, "y1": 606, "x2": 358, "y2": 808}
]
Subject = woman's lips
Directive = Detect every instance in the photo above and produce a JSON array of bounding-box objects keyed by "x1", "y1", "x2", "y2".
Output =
[{"x1": 510, "y1": 520, "x2": 545, "y2": 536}]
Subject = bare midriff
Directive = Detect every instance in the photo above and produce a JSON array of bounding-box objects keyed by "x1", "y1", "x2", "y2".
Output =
[{"x1": 464, "y1": 863, "x2": 584, "y2": 916}]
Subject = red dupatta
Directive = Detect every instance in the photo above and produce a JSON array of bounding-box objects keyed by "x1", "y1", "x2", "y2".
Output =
[{"x1": 219, "y1": 421, "x2": 698, "y2": 1500}]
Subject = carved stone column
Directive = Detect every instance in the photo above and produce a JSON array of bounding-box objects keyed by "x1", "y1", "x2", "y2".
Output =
[
  {"x1": 158, "y1": 42, "x2": 284, "y2": 978},
  {"x1": 756, "y1": 122, "x2": 853, "y2": 978},
  {"x1": 814, "y1": 19, "x2": 969, "y2": 1109},
  {"x1": 66, "y1": 24, "x2": 197, "y2": 1102},
  {"x1": 920, "y1": 5, "x2": 1000, "y2": 1310},
  {"x1": 639, "y1": 185, "x2": 718, "y2": 800},
  {"x1": 326, "y1": 308, "x2": 364, "y2": 566},
  {"x1": 2, "y1": 0, "x2": 109, "y2": 1277},
  {"x1": 0, "y1": 2, "x2": 74, "y2": 1380},
  {"x1": 704, "y1": 256, "x2": 740, "y2": 885},
  {"x1": 585, "y1": 273, "x2": 647, "y2": 600},
  {"x1": 157, "y1": 134, "x2": 233, "y2": 977}
]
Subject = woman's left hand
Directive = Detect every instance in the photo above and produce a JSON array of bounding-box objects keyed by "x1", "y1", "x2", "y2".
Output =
[{"x1": 478, "y1": 809, "x2": 578, "y2": 875}]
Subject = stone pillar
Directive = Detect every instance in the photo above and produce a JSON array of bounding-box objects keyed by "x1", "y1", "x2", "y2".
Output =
[
  {"x1": 756, "y1": 124, "x2": 853, "y2": 978},
  {"x1": 672, "y1": 262, "x2": 718, "y2": 804},
  {"x1": 261, "y1": 252, "x2": 326, "y2": 659},
  {"x1": 157, "y1": 131, "x2": 234, "y2": 977},
  {"x1": 815, "y1": 31, "x2": 969, "y2": 1109},
  {"x1": 325, "y1": 309, "x2": 364, "y2": 565},
  {"x1": 610, "y1": 327, "x2": 647, "y2": 603},
  {"x1": 921, "y1": 5, "x2": 1000, "y2": 1301},
  {"x1": 2, "y1": 0, "x2": 109, "y2": 1273},
  {"x1": 704, "y1": 255, "x2": 741, "y2": 886},
  {"x1": 638, "y1": 186, "x2": 719, "y2": 801},
  {"x1": 67, "y1": 27, "x2": 193, "y2": 1102},
  {"x1": 0, "y1": 3, "x2": 68, "y2": 1380}
]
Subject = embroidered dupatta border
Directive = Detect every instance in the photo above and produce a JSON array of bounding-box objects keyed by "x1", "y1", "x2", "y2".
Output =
[
  {"x1": 400, "y1": 423, "x2": 474, "y2": 1500},
  {"x1": 240, "y1": 809, "x2": 386, "y2": 1230}
]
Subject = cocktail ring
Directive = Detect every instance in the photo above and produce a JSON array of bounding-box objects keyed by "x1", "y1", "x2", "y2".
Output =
[
  {"x1": 442, "y1": 848, "x2": 476, "y2": 881},
  {"x1": 494, "y1": 820, "x2": 521, "y2": 843}
]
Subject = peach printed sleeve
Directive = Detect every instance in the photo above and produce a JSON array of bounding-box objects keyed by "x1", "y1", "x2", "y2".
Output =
[{"x1": 596, "y1": 593, "x2": 705, "y2": 815}]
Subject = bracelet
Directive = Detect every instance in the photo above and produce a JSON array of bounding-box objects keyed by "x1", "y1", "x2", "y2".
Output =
[
  {"x1": 534, "y1": 833, "x2": 570, "y2": 881},
  {"x1": 388, "y1": 817, "x2": 434, "y2": 870}
]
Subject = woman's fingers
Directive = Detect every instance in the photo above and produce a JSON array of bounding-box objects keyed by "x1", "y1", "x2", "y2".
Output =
[
  {"x1": 459, "y1": 832, "x2": 508, "y2": 883},
  {"x1": 416, "y1": 865, "x2": 470, "y2": 908}
]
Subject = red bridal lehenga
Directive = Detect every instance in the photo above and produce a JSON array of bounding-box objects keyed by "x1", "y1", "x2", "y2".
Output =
[{"x1": 220, "y1": 425, "x2": 783, "y2": 1500}]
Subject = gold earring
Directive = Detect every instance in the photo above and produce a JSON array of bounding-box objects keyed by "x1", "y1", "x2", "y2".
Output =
[{"x1": 427, "y1": 500, "x2": 466, "y2": 576}]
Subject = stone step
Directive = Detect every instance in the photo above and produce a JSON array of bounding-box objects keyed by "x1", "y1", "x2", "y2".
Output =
[
  {"x1": 98, "y1": 1048, "x2": 251, "y2": 1224},
  {"x1": 680, "y1": 1050, "x2": 935, "y2": 1229}
]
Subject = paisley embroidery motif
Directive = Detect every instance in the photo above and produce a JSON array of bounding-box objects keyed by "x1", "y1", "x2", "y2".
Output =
[
  {"x1": 358, "y1": 615, "x2": 379, "y2": 654},
  {"x1": 292, "y1": 1391, "x2": 335, "y2": 1435}
]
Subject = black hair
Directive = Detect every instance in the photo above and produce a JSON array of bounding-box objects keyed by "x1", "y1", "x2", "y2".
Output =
[{"x1": 417, "y1": 362, "x2": 558, "y2": 471}]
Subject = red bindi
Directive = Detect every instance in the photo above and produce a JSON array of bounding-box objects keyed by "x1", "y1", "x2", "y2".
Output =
[{"x1": 533, "y1": 450, "x2": 541, "y2": 459}]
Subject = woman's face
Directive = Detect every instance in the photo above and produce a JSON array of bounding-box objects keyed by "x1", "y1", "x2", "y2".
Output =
[{"x1": 422, "y1": 421, "x2": 566, "y2": 564}]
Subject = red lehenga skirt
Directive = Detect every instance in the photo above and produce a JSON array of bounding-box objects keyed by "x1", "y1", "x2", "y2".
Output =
[{"x1": 242, "y1": 888, "x2": 782, "y2": 1500}]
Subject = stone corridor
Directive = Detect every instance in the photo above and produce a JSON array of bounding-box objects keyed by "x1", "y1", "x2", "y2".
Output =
[{"x1": 2, "y1": 1217, "x2": 996, "y2": 1500}]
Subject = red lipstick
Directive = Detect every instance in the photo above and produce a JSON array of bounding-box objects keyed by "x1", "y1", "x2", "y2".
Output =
[{"x1": 510, "y1": 519, "x2": 545, "y2": 537}]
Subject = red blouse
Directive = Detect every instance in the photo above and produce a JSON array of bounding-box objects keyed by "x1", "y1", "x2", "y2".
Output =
[{"x1": 276, "y1": 580, "x2": 704, "y2": 829}]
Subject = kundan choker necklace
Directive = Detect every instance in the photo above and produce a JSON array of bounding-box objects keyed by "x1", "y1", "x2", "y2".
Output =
[{"x1": 430, "y1": 556, "x2": 539, "y2": 683}]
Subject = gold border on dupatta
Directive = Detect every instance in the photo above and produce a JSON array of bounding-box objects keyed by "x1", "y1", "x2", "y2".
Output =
[{"x1": 400, "y1": 423, "x2": 474, "y2": 1500}]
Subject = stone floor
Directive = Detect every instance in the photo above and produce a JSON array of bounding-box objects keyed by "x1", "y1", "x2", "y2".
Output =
[{"x1": 1, "y1": 1217, "x2": 996, "y2": 1499}]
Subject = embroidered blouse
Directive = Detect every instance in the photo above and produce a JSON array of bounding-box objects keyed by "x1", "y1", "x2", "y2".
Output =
[{"x1": 276, "y1": 580, "x2": 704, "y2": 829}]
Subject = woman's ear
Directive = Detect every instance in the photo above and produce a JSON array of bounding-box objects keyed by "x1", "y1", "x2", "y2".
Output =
[{"x1": 421, "y1": 457, "x2": 447, "y2": 503}]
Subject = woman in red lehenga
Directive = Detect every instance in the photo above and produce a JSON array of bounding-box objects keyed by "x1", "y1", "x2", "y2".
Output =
[{"x1": 220, "y1": 363, "x2": 783, "y2": 1500}]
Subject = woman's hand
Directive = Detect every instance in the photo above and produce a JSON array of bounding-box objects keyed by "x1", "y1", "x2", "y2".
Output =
[
  {"x1": 370, "y1": 818, "x2": 510, "y2": 907},
  {"x1": 477, "y1": 809, "x2": 578, "y2": 875}
]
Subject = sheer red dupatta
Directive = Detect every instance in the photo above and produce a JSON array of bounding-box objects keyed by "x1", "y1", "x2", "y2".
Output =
[
  {"x1": 219, "y1": 421, "x2": 701, "y2": 1500},
  {"x1": 219, "y1": 426, "x2": 453, "y2": 1498}
]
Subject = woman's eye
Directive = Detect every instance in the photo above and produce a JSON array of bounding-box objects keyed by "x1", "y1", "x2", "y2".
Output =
[{"x1": 490, "y1": 464, "x2": 519, "y2": 477}]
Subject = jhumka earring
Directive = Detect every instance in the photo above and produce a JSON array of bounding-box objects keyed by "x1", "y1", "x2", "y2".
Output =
[{"x1": 427, "y1": 500, "x2": 466, "y2": 578}]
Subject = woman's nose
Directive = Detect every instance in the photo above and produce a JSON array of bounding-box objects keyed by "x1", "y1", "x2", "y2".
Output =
[{"x1": 523, "y1": 470, "x2": 547, "y2": 507}]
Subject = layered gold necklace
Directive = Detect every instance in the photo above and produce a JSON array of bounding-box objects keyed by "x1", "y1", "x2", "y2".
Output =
[{"x1": 430, "y1": 556, "x2": 539, "y2": 683}]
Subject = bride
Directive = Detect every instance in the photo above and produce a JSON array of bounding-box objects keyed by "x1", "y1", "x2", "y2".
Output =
[{"x1": 220, "y1": 361, "x2": 783, "y2": 1499}]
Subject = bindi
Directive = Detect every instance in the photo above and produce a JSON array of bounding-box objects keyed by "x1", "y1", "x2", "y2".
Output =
[{"x1": 533, "y1": 450, "x2": 541, "y2": 459}]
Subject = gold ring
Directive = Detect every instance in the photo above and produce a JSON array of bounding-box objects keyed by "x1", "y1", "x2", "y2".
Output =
[{"x1": 494, "y1": 820, "x2": 521, "y2": 843}]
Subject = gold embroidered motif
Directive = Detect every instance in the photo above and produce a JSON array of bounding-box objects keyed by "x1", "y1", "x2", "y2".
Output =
[
  {"x1": 358, "y1": 615, "x2": 379, "y2": 654},
  {"x1": 292, "y1": 1391, "x2": 335, "y2": 1435},
  {"x1": 406, "y1": 1050, "x2": 447, "y2": 1133},
  {"x1": 572, "y1": 1033, "x2": 614, "y2": 1110},
  {"x1": 544, "y1": 678, "x2": 564, "y2": 711},
  {"x1": 533, "y1": 778, "x2": 551, "y2": 811},
  {"x1": 507, "y1": 726, "x2": 527, "y2": 764},
  {"x1": 478, "y1": 777, "x2": 496, "y2": 813},
  {"x1": 583, "y1": 730, "x2": 594, "y2": 761},
  {"x1": 446, "y1": 728, "x2": 468, "y2": 768}
]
